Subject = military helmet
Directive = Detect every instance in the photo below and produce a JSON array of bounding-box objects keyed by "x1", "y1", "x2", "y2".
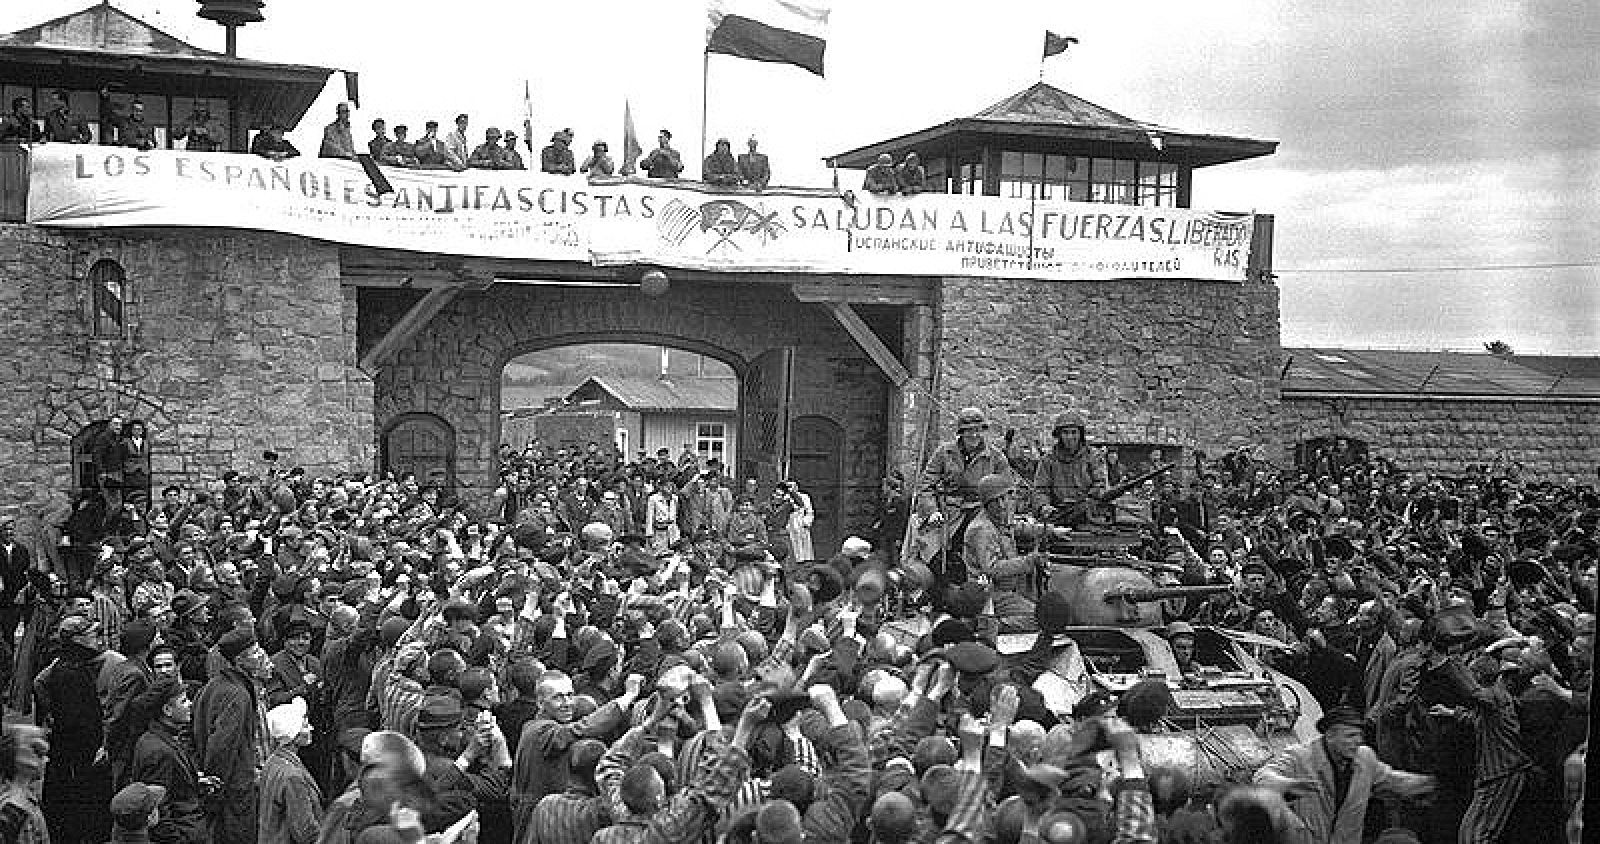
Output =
[
  {"x1": 1052, "y1": 412, "x2": 1086, "y2": 433},
  {"x1": 976, "y1": 473, "x2": 1015, "y2": 504},
  {"x1": 955, "y1": 406, "x2": 988, "y2": 431}
]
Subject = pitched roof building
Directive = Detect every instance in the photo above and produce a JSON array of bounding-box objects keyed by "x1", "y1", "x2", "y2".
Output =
[{"x1": 827, "y1": 81, "x2": 1276, "y2": 205}]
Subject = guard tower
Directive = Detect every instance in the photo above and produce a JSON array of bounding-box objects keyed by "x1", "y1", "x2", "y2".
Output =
[
  {"x1": 827, "y1": 82, "x2": 1276, "y2": 207},
  {"x1": 0, "y1": 3, "x2": 330, "y2": 154}
]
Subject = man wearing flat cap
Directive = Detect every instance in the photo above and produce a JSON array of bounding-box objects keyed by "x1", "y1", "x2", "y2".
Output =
[
  {"x1": 34, "y1": 613, "x2": 114, "y2": 843},
  {"x1": 109, "y1": 781, "x2": 167, "y2": 841},
  {"x1": 1255, "y1": 705, "x2": 1434, "y2": 844}
]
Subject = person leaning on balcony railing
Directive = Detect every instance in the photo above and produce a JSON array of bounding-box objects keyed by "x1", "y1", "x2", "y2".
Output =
[
  {"x1": 862, "y1": 153, "x2": 899, "y2": 195},
  {"x1": 380, "y1": 124, "x2": 420, "y2": 168},
  {"x1": 251, "y1": 123, "x2": 301, "y2": 161},
  {"x1": 117, "y1": 99, "x2": 159, "y2": 151},
  {"x1": 468, "y1": 127, "x2": 511, "y2": 169},
  {"x1": 896, "y1": 152, "x2": 926, "y2": 195},
  {"x1": 501, "y1": 131, "x2": 527, "y2": 170},
  {"x1": 0, "y1": 97, "x2": 45, "y2": 143},
  {"x1": 172, "y1": 103, "x2": 222, "y2": 152},
  {"x1": 44, "y1": 91, "x2": 92, "y2": 144},
  {"x1": 318, "y1": 101, "x2": 356, "y2": 160}
]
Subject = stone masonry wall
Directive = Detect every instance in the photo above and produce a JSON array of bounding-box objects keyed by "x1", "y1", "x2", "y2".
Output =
[
  {"x1": 1285, "y1": 396, "x2": 1599, "y2": 479},
  {"x1": 0, "y1": 224, "x2": 374, "y2": 549},
  {"x1": 365, "y1": 281, "x2": 888, "y2": 544},
  {"x1": 930, "y1": 272, "x2": 1283, "y2": 471}
]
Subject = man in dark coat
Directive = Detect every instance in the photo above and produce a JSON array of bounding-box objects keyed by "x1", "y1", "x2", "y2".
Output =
[
  {"x1": 0, "y1": 519, "x2": 32, "y2": 691},
  {"x1": 102, "y1": 620, "x2": 158, "y2": 788},
  {"x1": 193, "y1": 629, "x2": 268, "y2": 844},
  {"x1": 638, "y1": 130, "x2": 683, "y2": 179},
  {"x1": 510, "y1": 670, "x2": 638, "y2": 837},
  {"x1": 34, "y1": 614, "x2": 114, "y2": 844},
  {"x1": 738, "y1": 137, "x2": 771, "y2": 189},
  {"x1": 541, "y1": 129, "x2": 577, "y2": 175},
  {"x1": 130, "y1": 676, "x2": 213, "y2": 844}
]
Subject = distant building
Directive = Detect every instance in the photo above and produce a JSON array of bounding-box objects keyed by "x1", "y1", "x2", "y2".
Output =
[
  {"x1": 1283, "y1": 348, "x2": 1599, "y2": 478},
  {"x1": 561, "y1": 376, "x2": 738, "y2": 468}
]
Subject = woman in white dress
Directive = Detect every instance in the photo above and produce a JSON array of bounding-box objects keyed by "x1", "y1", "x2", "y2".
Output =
[
  {"x1": 784, "y1": 480, "x2": 815, "y2": 561},
  {"x1": 645, "y1": 480, "x2": 680, "y2": 553}
]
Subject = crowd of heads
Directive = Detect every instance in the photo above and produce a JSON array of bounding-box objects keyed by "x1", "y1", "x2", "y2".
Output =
[{"x1": 0, "y1": 411, "x2": 1587, "y2": 844}]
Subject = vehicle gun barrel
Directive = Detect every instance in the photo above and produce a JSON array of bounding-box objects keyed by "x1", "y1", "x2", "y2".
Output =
[
  {"x1": 1093, "y1": 462, "x2": 1175, "y2": 502},
  {"x1": 1106, "y1": 583, "x2": 1235, "y2": 604}
]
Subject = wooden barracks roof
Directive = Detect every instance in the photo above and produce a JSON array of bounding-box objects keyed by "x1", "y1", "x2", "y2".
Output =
[
  {"x1": 827, "y1": 82, "x2": 1277, "y2": 169},
  {"x1": 1282, "y1": 348, "x2": 1600, "y2": 400},
  {"x1": 566, "y1": 376, "x2": 738, "y2": 414},
  {"x1": 0, "y1": 3, "x2": 333, "y2": 129}
]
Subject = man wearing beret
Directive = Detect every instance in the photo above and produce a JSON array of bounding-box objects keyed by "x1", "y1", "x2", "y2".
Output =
[{"x1": 193, "y1": 629, "x2": 269, "y2": 844}]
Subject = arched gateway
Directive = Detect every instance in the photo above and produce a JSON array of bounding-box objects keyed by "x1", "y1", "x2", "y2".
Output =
[{"x1": 350, "y1": 251, "x2": 934, "y2": 539}]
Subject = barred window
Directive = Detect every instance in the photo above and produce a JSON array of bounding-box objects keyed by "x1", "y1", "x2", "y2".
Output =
[{"x1": 88, "y1": 259, "x2": 126, "y2": 337}]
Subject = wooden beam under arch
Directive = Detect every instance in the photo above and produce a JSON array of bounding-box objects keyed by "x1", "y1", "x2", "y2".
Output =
[
  {"x1": 358, "y1": 283, "x2": 464, "y2": 375},
  {"x1": 818, "y1": 301, "x2": 912, "y2": 388}
]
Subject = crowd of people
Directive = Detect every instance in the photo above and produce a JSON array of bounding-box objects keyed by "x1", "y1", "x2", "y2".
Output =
[
  {"x1": 6, "y1": 94, "x2": 791, "y2": 192},
  {"x1": 0, "y1": 405, "x2": 1588, "y2": 844}
]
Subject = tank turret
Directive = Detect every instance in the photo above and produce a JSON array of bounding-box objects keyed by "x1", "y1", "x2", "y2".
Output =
[{"x1": 1045, "y1": 564, "x2": 1233, "y2": 627}]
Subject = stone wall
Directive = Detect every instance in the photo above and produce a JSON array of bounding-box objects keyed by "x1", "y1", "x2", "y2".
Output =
[
  {"x1": 0, "y1": 224, "x2": 373, "y2": 545},
  {"x1": 928, "y1": 271, "x2": 1283, "y2": 471},
  {"x1": 1284, "y1": 395, "x2": 1599, "y2": 479},
  {"x1": 363, "y1": 281, "x2": 889, "y2": 544}
]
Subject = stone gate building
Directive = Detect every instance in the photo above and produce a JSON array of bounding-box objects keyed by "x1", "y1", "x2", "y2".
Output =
[{"x1": 1, "y1": 4, "x2": 1591, "y2": 554}]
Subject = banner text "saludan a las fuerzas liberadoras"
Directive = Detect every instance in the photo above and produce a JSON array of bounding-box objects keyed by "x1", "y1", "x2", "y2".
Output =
[{"x1": 27, "y1": 147, "x2": 1254, "y2": 282}]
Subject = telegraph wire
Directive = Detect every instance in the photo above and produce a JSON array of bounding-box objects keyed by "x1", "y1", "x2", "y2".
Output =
[{"x1": 1277, "y1": 261, "x2": 1599, "y2": 274}]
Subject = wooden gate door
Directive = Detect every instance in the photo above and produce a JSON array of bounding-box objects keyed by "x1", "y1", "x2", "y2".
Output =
[
  {"x1": 383, "y1": 413, "x2": 457, "y2": 492},
  {"x1": 789, "y1": 415, "x2": 843, "y2": 558}
]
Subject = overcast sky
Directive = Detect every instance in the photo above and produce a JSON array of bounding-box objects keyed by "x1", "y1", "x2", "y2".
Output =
[{"x1": 8, "y1": 1, "x2": 1596, "y2": 353}]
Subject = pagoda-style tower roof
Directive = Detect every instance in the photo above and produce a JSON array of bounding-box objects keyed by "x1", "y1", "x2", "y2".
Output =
[
  {"x1": 0, "y1": 3, "x2": 332, "y2": 130},
  {"x1": 828, "y1": 81, "x2": 1276, "y2": 170}
]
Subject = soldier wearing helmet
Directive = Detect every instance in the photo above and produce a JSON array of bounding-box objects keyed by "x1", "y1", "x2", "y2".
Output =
[
  {"x1": 960, "y1": 473, "x2": 1042, "y2": 632},
  {"x1": 1032, "y1": 411, "x2": 1109, "y2": 525},
  {"x1": 910, "y1": 407, "x2": 1014, "y2": 597},
  {"x1": 917, "y1": 408, "x2": 1014, "y2": 522},
  {"x1": 913, "y1": 407, "x2": 1013, "y2": 555}
]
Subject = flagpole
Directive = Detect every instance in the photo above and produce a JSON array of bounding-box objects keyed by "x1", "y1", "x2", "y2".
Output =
[{"x1": 699, "y1": 48, "x2": 711, "y2": 176}]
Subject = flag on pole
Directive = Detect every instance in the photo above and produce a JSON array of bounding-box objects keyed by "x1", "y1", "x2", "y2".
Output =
[
  {"x1": 620, "y1": 99, "x2": 642, "y2": 176},
  {"x1": 707, "y1": 0, "x2": 830, "y2": 76},
  {"x1": 523, "y1": 80, "x2": 535, "y2": 154},
  {"x1": 1043, "y1": 31, "x2": 1077, "y2": 59}
]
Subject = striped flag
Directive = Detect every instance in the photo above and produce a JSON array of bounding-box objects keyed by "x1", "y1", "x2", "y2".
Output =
[
  {"x1": 706, "y1": 0, "x2": 830, "y2": 76},
  {"x1": 621, "y1": 99, "x2": 642, "y2": 175}
]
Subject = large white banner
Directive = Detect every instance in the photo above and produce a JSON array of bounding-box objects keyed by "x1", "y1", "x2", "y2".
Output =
[{"x1": 26, "y1": 146, "x2": 1253, "y2": 282}]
